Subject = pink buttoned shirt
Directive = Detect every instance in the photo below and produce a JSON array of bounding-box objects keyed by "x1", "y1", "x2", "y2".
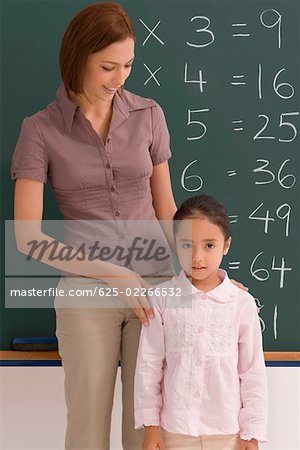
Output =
[{"x1": 134, "y1": 269, "x2": 267, "y2": 442}]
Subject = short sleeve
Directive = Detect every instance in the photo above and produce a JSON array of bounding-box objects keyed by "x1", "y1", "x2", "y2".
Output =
[
  {"x1": 11, "y1": 116, "x2": 48, "y2": 183},
  {"x1": 149, "y1": 102, "x2": 172, "y2": 166}
]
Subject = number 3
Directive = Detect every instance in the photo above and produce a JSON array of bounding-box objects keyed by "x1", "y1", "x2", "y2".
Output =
[{"x1": 187, "y1": 16, "x2": 215, "y2": 48}]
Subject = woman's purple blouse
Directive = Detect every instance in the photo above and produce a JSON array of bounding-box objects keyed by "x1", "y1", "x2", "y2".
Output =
[{"x1": 11, "y1": 84, "x2": 173, "y2": 274}]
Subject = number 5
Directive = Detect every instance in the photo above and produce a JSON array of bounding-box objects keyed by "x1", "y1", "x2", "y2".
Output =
[
  {"x1": 187, "y1": 108, "x2": 210, "y2": 141},
  {"x1": 279, "y1": 112, "x2": 299, "y2": 143}
]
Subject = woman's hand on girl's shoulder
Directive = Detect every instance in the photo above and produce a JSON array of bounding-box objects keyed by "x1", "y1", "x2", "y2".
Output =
[
  {"x1": 230, "y1": 279, "x2": 249, "y2": 291},
  {"x1": 143, "y1": 426, "x2": 165, "y2": 450},
  {"x1": 240, "y1": 438, "x2": 259, "y2": 450}
]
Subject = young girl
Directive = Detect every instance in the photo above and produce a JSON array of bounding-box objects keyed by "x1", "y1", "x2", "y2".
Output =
[{"x1": 134, "y1": 194, "x2": 267, "y2": 450}]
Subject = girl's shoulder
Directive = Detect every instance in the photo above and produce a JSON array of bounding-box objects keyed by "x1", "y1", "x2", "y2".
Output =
[
  {"x1": 231, "y1": 285, "x2": 258, "y2": 315},
  {"x1": 149, "y1": 276, "x2": 187, "y2": 313}
]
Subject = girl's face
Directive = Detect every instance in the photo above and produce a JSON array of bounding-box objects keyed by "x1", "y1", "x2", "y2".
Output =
[
  {"x1": 82, "y1": 37, "x2": 135, "y2": 102},
  {"x1": 175, "y1": 216, "x2": 231, "y2": 290}
]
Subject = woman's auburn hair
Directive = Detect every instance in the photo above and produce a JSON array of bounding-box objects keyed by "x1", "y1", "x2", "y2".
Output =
[{"x1": 59, "y1": 2, "x2": 136, "y2": 95}]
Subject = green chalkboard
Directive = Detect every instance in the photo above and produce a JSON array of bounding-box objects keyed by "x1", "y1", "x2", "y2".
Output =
[{"x1": 1, "y1": 0, "x2": 299, "y2": 351}]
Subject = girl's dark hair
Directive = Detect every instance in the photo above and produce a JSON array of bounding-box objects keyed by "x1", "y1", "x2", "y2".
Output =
[
  {"x1": 173, "y1": 194, "x2": 231, "y2": 240},
  {"x1": 60, "y1": 2, "x2": 136, "y2": 95}
]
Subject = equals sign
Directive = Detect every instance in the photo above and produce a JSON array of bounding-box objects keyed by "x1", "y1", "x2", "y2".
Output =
[
  {"x1": 232, "y1": 23, "x2": 250, "y2": 37},
  {"x1": 231, "y1": 75, "x2": 246, "y2": 86},
  {"x1": 229, "y1": 261, "x2": 240, "y2": 270},
  {"x1": 229, "y1": 215, "x2": 238, "y2": 224},
  {"x1": 232, "y1": 120, "x2": 244, "y2": 131},
  {"x1": 227, "y1": 170, "x2": 237, "y2": 176}
]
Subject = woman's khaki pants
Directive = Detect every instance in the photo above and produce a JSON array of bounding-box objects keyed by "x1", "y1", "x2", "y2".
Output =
[
  {"x1": 161, "y1": 429, "x2": 240, "y2": 450},
  {"x1": 55, "y1": 268, "x2": 174, "y2": 450}
]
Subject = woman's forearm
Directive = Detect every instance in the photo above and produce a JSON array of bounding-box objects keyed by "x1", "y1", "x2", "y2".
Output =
[{"x1": 15, "y1": 224, "x2": 128, "y2": 279}]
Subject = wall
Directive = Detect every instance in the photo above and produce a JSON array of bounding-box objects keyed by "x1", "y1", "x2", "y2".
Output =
[{"x1": 0, "y1": 367, "x2": 299, "y2": 450}]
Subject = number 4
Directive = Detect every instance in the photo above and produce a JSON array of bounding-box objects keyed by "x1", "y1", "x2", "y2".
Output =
[
  {"x1": 248, "y1": 202, "x2": 274, "y2": 234},
  {"x1": 184, "y1": 63, "x2": 207, "y2": 93},
  {"x1": 271, "y1": 257, "x2": 292, "y2": 288}
]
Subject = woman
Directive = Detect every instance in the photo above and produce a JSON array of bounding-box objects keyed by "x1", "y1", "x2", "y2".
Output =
[
  {"x1": 12, "y1": 3, "x2": 176, "y2": 449},
  {"x1": 12, "y1": 3, "x2": 246, "y2": 449}
]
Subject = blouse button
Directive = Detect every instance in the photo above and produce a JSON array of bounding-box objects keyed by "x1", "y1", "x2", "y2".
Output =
[
  {"x1": 194, "y1": 391, "x2": 200, "y2": 398},
  {"x1": 119, "y1": 233, "x2": 125, "y2": 240},
  {"x1": 106, "y1": 138, "x2": 111, "y2": 143},
  {"x1": 106, "y1": 163, "x2": 111, "y2": 169},
  {"x1": 115, "y1": 211, "x2": 120, "y2": 216},
  {"x1": 110, "y1": 186, "x2": 115, "y2": 192}
]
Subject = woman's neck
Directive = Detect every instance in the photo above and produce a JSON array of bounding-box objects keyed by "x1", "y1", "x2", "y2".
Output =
[
  {"x1": 68, "y1": 90, "x2": 113, "y2": 119},
  {"x1": 68, "y1": 89, "x2": 113, "y2": 141}
]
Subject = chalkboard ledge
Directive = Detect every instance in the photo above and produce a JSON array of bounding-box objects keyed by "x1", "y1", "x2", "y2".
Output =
[
  {"x1": 0, "y1": 351, "x2": 299, "y2": 367},
  {"x1": 0, "y1": 351, "x2": 61, "y2": 366}
]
